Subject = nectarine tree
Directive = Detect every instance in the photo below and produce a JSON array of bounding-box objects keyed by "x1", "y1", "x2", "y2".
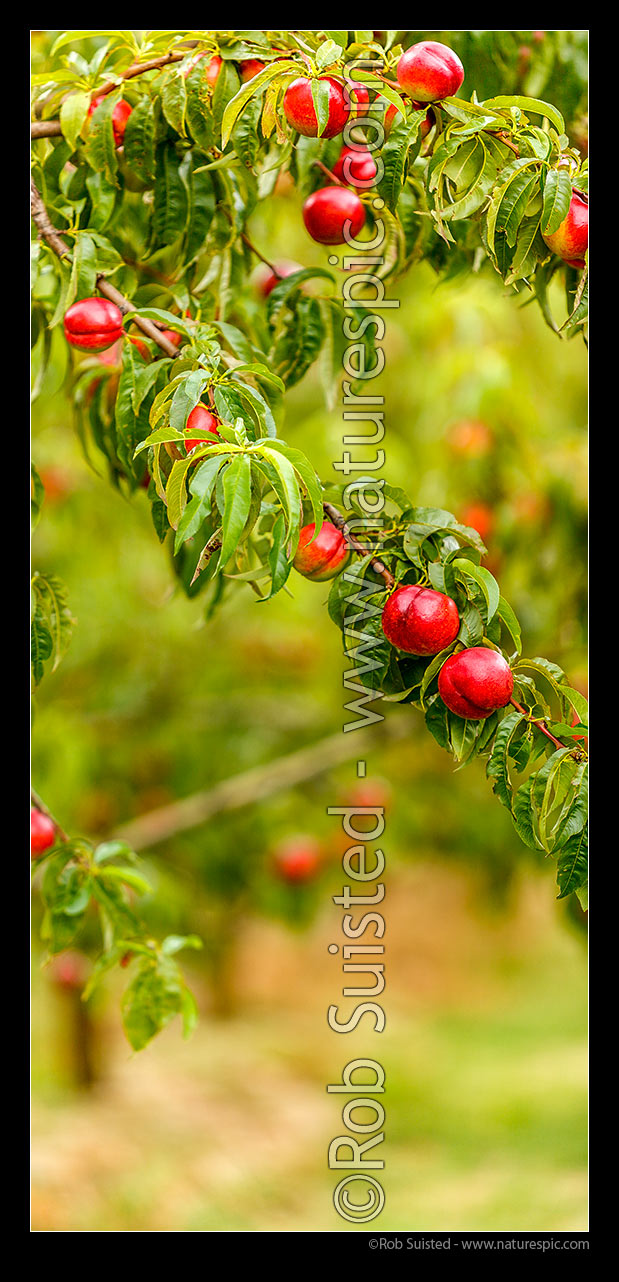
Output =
[{"x1": 31, "y1": 29, "x2": 588, "y2": 1046}]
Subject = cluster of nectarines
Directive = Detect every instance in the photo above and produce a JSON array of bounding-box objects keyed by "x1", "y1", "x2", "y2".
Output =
[
  {"x1": 287, "y1": 41, "x2": 462, "y2": 247},
  {"x1": 293, "y1": 519, "x2": 514, "y2": 721}
]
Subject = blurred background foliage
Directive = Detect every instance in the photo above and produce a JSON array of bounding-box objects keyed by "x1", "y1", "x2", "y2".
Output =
[{"x1": 31, "y1": 29, "x2": 587, "y2": 1233}]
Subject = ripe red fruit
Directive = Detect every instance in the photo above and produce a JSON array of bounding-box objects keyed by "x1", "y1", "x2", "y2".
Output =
[
  {"x1": 542, "y1": 192, "x2": 588, "y2": 268},
  {"x1": 31, "y1": 808, "x2": 56, "y2": 858},
  {"x1": 332, "y1": 145, "x2": 378, "y2": 188},
  {"x1": 303, "y1": 186, "x2": 365, "y2": 245},
  {"x1": 283, "y1": 76, "x2": 350, "y2": 138},
  {"x1": 50, "y1": 951, "x2": 89, "y2": 989},
  {"x1": 397, "y1": 40, "x2": 464, "y2": 103},
  {"x1": 184, "y1": 404, "x2": 220, "y2": 452},
  {"x1": 255, "y1": 259, "x2": 302, "y2": 298},
  {"x1": 460, "y1": 502, "x2": 494, "y2": 544},
  {"x1": 293, "y1": 521, "x2": 349, "y2": 581},
  {"x1": 161, "y1": 329, "x2": 183, "y2": 350},
  {"x1": 64, "y1": 297, "x2": 124, "y2": 352},
  {"x1": 438, "y1": 647, "x2": 514, "y2": 720},
  {"x1": 382, "y1": 584, "x2": 460, "y2": 656},
  {"x1": 128, "y1": 333, "x2": 150, "y2": 361},
  {"x1": 240, "y1": 59, "x2": 265, "y2": 81},
  {"x1": 273, "y1": 837, "x2": 322, "y2": 884},
  {"x1": 88, "y1": 95, "x2": 133, "y2": 147}
]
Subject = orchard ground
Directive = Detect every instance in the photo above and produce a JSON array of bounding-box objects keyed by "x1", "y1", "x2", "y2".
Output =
[{"x1": 32, "y1": 860, "x2": 587, "y2": 1232}]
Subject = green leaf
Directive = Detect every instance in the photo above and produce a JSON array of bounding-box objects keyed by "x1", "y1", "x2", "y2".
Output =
[
  {"x1": 229, "y1": 379, "x2": 276, "y2": 438},
  {"x1": 121, "y1": 957, "x2": 184, "y2": 1051},
  {"x1": 266, "y1": 440, "x2": 323, "y2": 532},
  {"x1": 221, "y1": 60, "x2": 299, "y2": 147},
  {"x1": 481, "y1": 95, "x2": 565, "y2": 137},
  {"x1": 59, "y1": 90, "x2": 90, "y2": 151},
  {"x1": 486, "y1": 709, "x2": 526, "y2": 808},
  {"x1": 541, "y1": 167, "x2": 572, "y2": 236},
  {"x1": 161, "y1": 69, "x2": 188, "y2": 137},
  {"x1": 85, "y1": 92, "x2": 119, "y2": 185},
  {"x1": 69, "y1": 231, "x2": 97, "y2": 302},
  {"x1": 174, "y1": 455, "x2": 223, "y2": 553},
  {"x1": 31, "y1": 572, "x2": 76, "y2": 680},
  {"x1": 169, "y1": 370, "x2": 211, "y2": 432},
  {"x1": 98, "y1": 865, "x2": 153, "y2": 895},
  {"x1": 378, "y1": 114, "x2": 425, "y2": 213},
  {"x1": 161, "y1": 934, "x2": 203, "y2": 956},
  {"x1": 310, "y1": 78, "x2": 331, "y2": 137},
  {"x1": 93, "y1": 840, "x2": 135, "y2": 864},
  {"x1": 452, "y1": 558, "x2": 500, "y2": 623},
  {"x1": 269, "y1": 294, "x2": 325, "y2": 388},
  {"x1": 496, "y1": 596, "x2": 522, "y2": 657},
  {"x1": 166, "y1": 457, "x2": 194, "y2": 529},
  {"x1": 315, "y1": 39, "x2": 341, "y2": 71},
  {"x1": 264, "y1": 511, "x2": 292, "y2": 600},
  {"x1": 123, "y1": 97, "x2": 157, "y2": 184},
  {"x1": 256, "y1": 446, "x2": 302, "y2": 551},
  {"x1": 216, "y1": 454, "x2": 253, "y2": 569},
  {"x1": 152, "y1": 142, "x2": 189, "y2": 249}
]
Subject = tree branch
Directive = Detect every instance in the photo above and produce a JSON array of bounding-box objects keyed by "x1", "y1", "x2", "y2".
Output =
[
  {"x1": 112, "y1": 718, "x2": 407, "y2": 851},
  {"x1": 323, "y1": 502, "x2": 395, "y2": 588},
  {"x1": 30, "y1": 181, "x2": 181, "y2": 357},
  {"x1": 509, "y1": 696, "x2": 583, "y2": 757},
  {"x1": 31, "y1": 47, "x2": 196, "y2": 134}
]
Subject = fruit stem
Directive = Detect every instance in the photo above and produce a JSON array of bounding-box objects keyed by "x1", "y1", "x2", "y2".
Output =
[
  {"x1": 509, "y1": 697, "x2": 577, "y2": 754},
  {"x1": 240, "y1": 232, "x2": 282, "y2": 278},
  {"x1": 322, "y1": 502, "x2": 395, "y2": 588},
  {"x1": 30, "y1": 182, "x2": 180, "y2": 358},
  {"x1": 313, "y1": 160, "x2": 347, "y2": 188},
  {"x1": 486, "y1": 130, "x2": 520, "y2": 157}
]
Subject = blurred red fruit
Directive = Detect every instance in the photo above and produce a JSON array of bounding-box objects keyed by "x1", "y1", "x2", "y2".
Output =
[
  {"x1": 49, "y1": 951, "x2": 90, "y2": 989},
  {"x1": 255, "y1": 259, "x2": 302, "y2": 298},
  {"x1": 273, "y1": 837, "x2": 322, "y2": 884},
  {"x1": 31, "y1": 808, "x2": 56, "y2": 857},
  {"x1": 240, "y1": 59, "x2": 265, "y2": 81},
  {"x1": 447, "y1": 419, "x2": 494, "y2": 458},
  {"x1": 460, "y1": 502, "x2": 494, "y2": 544}
]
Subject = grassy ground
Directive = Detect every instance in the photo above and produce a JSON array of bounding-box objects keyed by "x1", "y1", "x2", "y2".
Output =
[{"x1": 31, "y1": 863, "x2": 587, "y2": 1232}]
